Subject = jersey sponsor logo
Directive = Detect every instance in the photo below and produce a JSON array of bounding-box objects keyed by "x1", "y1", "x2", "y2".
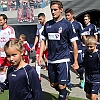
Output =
[
  {"x1": 47, "y1": 26, "x2": 52, "y2": 28},
  {"x1": 61, "y1": 79, "x2": 66, "y2": 82},
  {"x1": 58, "y1": 27, "x2": 62, "y2": 33},
  {"x1": 48, "y1": 33, "x2": 60, "y2": 40},
  {"x1": 11, "y1": 74, "x2": 16, "y2": 77},
  {"x1": 89, "y1": 55, "x2": 92, "y2": 57}
]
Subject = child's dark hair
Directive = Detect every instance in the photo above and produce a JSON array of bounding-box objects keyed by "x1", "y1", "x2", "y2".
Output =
[
  {"x1": 19, "y1": 34, "x2": 26, "y2": 40},
  {"x1": 4, "y1": 39, "x2": 23, "y2": 52}
]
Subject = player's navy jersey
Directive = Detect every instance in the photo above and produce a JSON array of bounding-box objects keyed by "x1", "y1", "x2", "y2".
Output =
[
  {"x1": 0, "y1": 65, "x2": 43, "y2": 100},
  {"x1": 81, "y1": 23, "x2": 98, "y2": 37},
  {"x1": 42, "y1": 18, "x2": 78, "y2": 61},
  {"x1": 97, "y1": 27, "x2": 100, "y2": 42},
  {"x1": 71, "y1": 20, "x2": 83, "y2": 50},
  {"x1": 82, "y1": 51, "x2": 100, "y2": 83}
]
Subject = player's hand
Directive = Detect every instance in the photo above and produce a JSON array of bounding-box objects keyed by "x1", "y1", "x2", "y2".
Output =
[
  {"x1": 31, "y1": 46, "x2": 35, "y2": 50},
  {"x1": 38, "y1": 56, "x2": 42, "y2": 66},
  {"x1": 71, "y1": 61, "x2": 79, "y2": 70}
]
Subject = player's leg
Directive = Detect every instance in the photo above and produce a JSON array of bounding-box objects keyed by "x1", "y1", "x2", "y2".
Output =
[
  {"x1": 35, "y1": 48, "x2": 41, "y2": 80},
  {"x1": 42, "y1": 49, "x2": 48, "y2": 71},
  {"x1": 57, "y1": 62, "x2": 69, "y2": 100},
  {"x1": 84, "y1": 82, "x2": 92, "y2": 99},
  {"x1": 77, "y1": 51, "x2": 85, "y2": 88}
]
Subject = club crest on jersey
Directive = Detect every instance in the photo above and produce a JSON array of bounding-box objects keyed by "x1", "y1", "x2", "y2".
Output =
[{"x1": 58, "y1": 27, "x2": 62, "y2": 33}]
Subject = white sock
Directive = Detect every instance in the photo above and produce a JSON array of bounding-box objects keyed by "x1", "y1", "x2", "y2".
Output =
[{"x1": 36, "y1": 62, "x2": 41, "y2": 78}]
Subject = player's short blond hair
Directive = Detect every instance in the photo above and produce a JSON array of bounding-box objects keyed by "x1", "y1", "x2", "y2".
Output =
[{"x1": 85, "y1": 36, "x2": 97, "y2": 45}]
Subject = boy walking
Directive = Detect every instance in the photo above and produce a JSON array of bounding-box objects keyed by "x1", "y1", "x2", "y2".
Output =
[{"x1": 82, "y1": 36, "x2": 100, "y2": 100}]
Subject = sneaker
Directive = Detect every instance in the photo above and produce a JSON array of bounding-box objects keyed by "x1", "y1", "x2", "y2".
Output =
[{"x1": 80, "y1": 80, "x2": 85, "y2": 88}]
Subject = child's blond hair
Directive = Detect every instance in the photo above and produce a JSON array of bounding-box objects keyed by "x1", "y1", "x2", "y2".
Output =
[
  {"x1": 85, "y1": 36, "x2": 97, "y2": 46},
  {"x1": 4, "y1": 39, "x2": 23, "y2": 52}
]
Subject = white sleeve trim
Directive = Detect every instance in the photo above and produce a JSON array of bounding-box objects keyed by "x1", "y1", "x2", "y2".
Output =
[
  {"x1": 94, "y1": 32, "x2": 98, "y2": 35},
  {"x1": 70, "y1": 36, "x2": 78, "y2": 42}
]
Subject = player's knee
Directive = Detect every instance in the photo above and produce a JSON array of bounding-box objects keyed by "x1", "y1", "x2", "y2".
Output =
[{"x1": 58, "y1": 84, "x2": 66, "y2": 89}]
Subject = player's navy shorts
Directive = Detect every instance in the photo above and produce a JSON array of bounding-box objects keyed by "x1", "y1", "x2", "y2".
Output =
[
  {"x1": 84, "y1": 81, "x2": 100, "y2": 94},
  {"x1": 48, "y1": 59, "x2": 70, "y2": 84},
  {"x1": 70, "y1": 50, "x2": 83, "y2": 64}
]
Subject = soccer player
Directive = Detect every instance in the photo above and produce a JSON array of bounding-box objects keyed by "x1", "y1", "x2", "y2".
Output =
[
  {"x1": 38, "y1": 1, "x2": 79, "y2": 100},
  {"x1": 81, "y1": 36, "x2": 100, "y2": 100},
  {"x1": 81, "y1": 14, "x2": 98, "y2": 44},
  {"x1": 19, "y1": 34, "x2": 31, "y2": 64},
  {"x1": 65, "y1": 8, "x2": 84, "y2": 89},
  {"x1": 32, "y1": 13, "x2": 48, "y2": 80},
  {"x1": 0, "y1": 14, "x2": 15, "y2": 73},
  {"x1": 0, "y1": 39, "x2": 43, "y2": 100}
]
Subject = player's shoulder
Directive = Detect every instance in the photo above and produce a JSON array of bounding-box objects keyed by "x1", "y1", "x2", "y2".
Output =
[
  {"x1": 24, "y1": 65, "x2": 36, "y2": 73},
  {"x1": 7, "y1": 25, "x2": 14, "y2": 29}
]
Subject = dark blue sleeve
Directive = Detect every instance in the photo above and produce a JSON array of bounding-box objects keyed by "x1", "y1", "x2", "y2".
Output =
[
  {"x1": 78, "y1": 22, "x2": 83, "y2": 35},
  {"x1": 67, "y1": 23, "x2": 78, "y2": 42},
  {"x1": 28, "y1": 69, "x2": 43, "y2": 100},
  {"x1": 41, "y1": 23, "x2": 48, "y2": 40}
]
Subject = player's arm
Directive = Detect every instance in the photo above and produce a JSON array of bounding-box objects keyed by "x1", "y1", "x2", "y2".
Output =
[
  {"x1": 82, "y1": 35, "x2": 87, "y2": 44},
  {"x1": 38, "y1": 39, "x2": 45, "y2": 66},
  {"x1": 71, "y1": 40, "x2": 79, "y2": 70},
  {"x1": 31, "y1": 35, "x2": 39, "y2": 50},
  {"x1": 95, "y1": 34, "x2": 98, "y2": 42},
  {"x1": 9, "y1": 26, "x2": 16, "y2": 40},
  {"x1": 94, "y1": 25, "x2": 98, "y2": 41}
]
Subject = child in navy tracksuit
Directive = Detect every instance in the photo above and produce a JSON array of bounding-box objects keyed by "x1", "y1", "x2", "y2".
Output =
[
  {"x1": 0, "y1": 39, "x2": 43, "y2": 100},
  {"x1": 81, "y1": 36, "x2": 100, "y2": 100}
]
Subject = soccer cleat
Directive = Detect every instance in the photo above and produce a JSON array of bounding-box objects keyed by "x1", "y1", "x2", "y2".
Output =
[{"x1": 80, "y1": 80, "x2": 85, "y2": 88}]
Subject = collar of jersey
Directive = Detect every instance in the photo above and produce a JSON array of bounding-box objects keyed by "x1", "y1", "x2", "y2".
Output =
[
  {"x1": 54, "y1": 17, "x2": 63, "y2": 23},
  {"x1": 2, "y1": 25, "x2": 8, "y2": 30}
]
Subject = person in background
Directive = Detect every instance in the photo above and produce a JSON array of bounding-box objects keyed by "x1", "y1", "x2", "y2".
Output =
[
  {"x1": 81, "y1": 14, "x2": 98, "y2": 44},
  {"x1": 65, "y1": 8, "x2": 85, "y2": 90},
  {"x1": 81, "y1": 36, "x2": 100, "y2": 100},
  {"x1": 38, "y1": 1, "x2": 79, "y2": 100},
  {"x1": 0, "y1": 39, "x2": 43, "y2": 100},
  {"x1": 32, "y1": 13, "x2": 48, "y2": 80},
  {"x1": 19, "y1": 34, "x2": 31, "y2": 64},
  {"x1": 0, "y1": 14, "x2": 15, "y2": 75}
]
